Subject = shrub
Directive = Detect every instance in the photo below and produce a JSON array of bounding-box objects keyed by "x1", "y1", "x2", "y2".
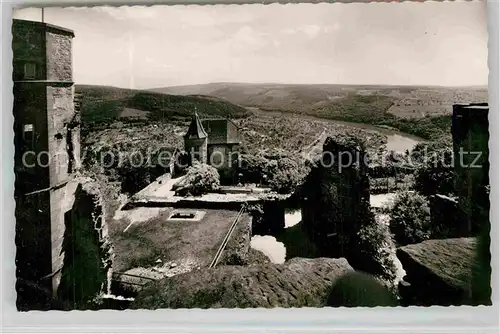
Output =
[
  {"x1": 172, "y1": 150, "x2": 190, "y2": 175},
  {"x1": 175, "y1": 162, "x2": 220, "y2": 196},
  {"x1": 266, "y1": 157, "x2": 307, "y2": 194},
  {"x1": 389, "y1": 191, "x2": 431, "y2": 246},
  {"x1": 412, "y1": 141, "x2": 456, "y2": 196},
  {"x1": 235, "y1": 153, "x2": 308, "y2": 194},
  {"x1": 234, "y1": 154, "x2": 270, "y2": 184},
  {"x1": 409, "y1": 140, "x2": 451, "y2": 165},
  {"x1": 353, "y1": 221, "x2": 398, "y2": 285}
]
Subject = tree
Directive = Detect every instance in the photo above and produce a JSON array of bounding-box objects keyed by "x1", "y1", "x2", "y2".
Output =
[
  {"x1": 233, "y1": 153, "x2": 270, "y2": 185},
  {"x1": 414, "y1": 150, "x2": 455, "y2": 196},
  {"x1": 411, "y1": 140, "x2": 456, "y2": 196},
  {"x1": 411, "y1": 141, "x2": 455, "y2": 196},
  {"x1": 389, "y1": 191, "x2": 431, "y2": 246},
  {"x1": 409, "y1": 139, "x2": 451, "y2": 166},
  {"x1": 355, "y1": 221, "x2": 398, "y2": 284},
  {"x1": 235, "y1": 153, "x2": 308, "y2": 194},
  {"x1": 175, "y1": 162, "x2": 220, "y2": 196},
  {"x1": 266, "y1": 157, "x2": 307, "y2": 194}
]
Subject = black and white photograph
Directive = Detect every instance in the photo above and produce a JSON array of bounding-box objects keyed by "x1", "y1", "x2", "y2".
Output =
[{"x1": 12, "y1": 1, "x2": 491, "y2": 311}]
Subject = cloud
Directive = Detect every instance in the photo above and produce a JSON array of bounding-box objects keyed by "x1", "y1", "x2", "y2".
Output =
[
  {"x1": 282, "y1": 24, "x2": 337, "y2": 38},
  {"x1": 323, "y1": 24, "x2": 340, "y2": 33},
  {"x1": 300, "y1": 25, "x2": 322, "y2": 38},
  {"x1": 94, "y1": 6, "x2": 157, "y2": 21},
  {"x1": 14, "y1": 2, "x2": 487, "y2": 88},
  {"x1": 226, "y1": 26, "x2": 268, "y2": 53},
  {"x1": 281, "y1": 28, "x2": 296, "y2": 35},
  {"x1": 95, "y1": 5, "x2": 258, "y2": 29}
]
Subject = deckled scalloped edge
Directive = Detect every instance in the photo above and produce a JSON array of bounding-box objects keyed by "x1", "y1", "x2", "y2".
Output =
[
  {"x1": 12, "y1": 0, "x2": 487, "y2": 10},
  {"x1": 6, "y1": 0, "x2": 494, "y2": 320}
]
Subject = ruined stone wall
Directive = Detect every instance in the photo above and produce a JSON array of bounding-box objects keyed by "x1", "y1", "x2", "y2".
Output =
[
  {"x1": 299, "y1": 137, "x2": 399, "y2": 283},
  {"x1": 80, "y1": 179, "x2": 114, "y2": 303},
  {"x1": 46, "y1": 83, "x2": 79, "y2": 295},
  {"x1": 49, "y1": 180, "x2": 79, "y2": 295},
  {"x1": 132, "y1": 258, "x2": 354, "y2": 309},
  {"x1": 56, "y1": 177, "x2": 114, "y2": 309},
  {"x1": 45, "y1": 31, "x2": 73, "y2": 82},
  {"x1": 220, "y1": 213, "x2": 252, "y2": 265},
  {"x1": 397, "y1": 238, "x2": 480, "y2": 306},
  {"x1": 301, "y1": 136, "x2": 372, "y2": 257}
]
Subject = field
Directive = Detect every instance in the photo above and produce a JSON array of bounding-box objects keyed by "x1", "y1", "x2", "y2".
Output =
[
  {"x1": 109, "y1": 207, "x2": 248, "y2": 272},
  {"x1": 151, "y1": 83, "x2": 488, "y2": 140},
  {"x1": 152, "y1": 83, "x2": 488, "y2": 118},
  {"x1": 236, "y1": 113, "x2": 386, "y2": 156}
]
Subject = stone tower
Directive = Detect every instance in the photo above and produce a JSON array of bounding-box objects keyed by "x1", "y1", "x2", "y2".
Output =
[
  {"x1": 12, "y1": 19, "x2": 80, "y2": 309},
  {"x1": 451, "y1": 103, "x2": 489, "y2": 235},
  {"x1": 184, "y1": 110, "x2": 208, "y2": 164}
]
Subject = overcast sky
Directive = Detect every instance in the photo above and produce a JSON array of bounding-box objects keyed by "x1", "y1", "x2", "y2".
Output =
[{"x1": 14, "y1": 2, "x2": 488, "y2": 89}]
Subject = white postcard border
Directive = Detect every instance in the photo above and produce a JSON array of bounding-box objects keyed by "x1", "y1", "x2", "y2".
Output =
[{"x1": 1, "y1": 1, "x2": 498, "y2": 333}]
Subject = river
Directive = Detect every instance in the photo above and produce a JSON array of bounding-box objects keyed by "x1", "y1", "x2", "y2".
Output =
[{"x1": 249, "y1": 108, "x2": 423, "y2": 153}]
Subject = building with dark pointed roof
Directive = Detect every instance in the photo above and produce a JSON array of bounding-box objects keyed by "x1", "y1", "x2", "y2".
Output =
[
  {"x1": 185, "y1": 111, "x2": 208, "y2": 140},
  {"x1": 184, "y1": 111, "x2": 241, "y2": 169}
]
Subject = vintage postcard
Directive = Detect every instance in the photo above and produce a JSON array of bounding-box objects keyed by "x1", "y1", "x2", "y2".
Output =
[{"x1": 12, "y1": 1, "x2": 490, "y2": 311}]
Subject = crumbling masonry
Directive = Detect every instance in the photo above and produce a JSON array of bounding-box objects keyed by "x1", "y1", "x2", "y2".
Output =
[{"x1": 13, "y1": 19, "x2": 112, "y2": 310}]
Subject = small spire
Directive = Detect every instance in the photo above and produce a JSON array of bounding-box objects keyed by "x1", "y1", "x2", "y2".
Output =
[{"x1": 185, "y1": 106, "x2": 207, "y2": 139}]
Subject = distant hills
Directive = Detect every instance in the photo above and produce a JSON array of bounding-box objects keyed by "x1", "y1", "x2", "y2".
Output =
[
  {"x1": 150, "y1": 83, "x2": 488, "y2": 119},
  {"x1": 149, "y1": 82, "x2": 488, "y2": 140},
  {"x1": 75, "y1": 84, "x2": 250, "y2": 126},
  {"x1": 75, "y1": 83, "x2": 488, "y2": 140}
]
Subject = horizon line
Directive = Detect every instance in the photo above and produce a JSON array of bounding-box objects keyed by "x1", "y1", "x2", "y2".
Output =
[{"x1": 75, "y1": 82, "x2": 489, "y2": 91}]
